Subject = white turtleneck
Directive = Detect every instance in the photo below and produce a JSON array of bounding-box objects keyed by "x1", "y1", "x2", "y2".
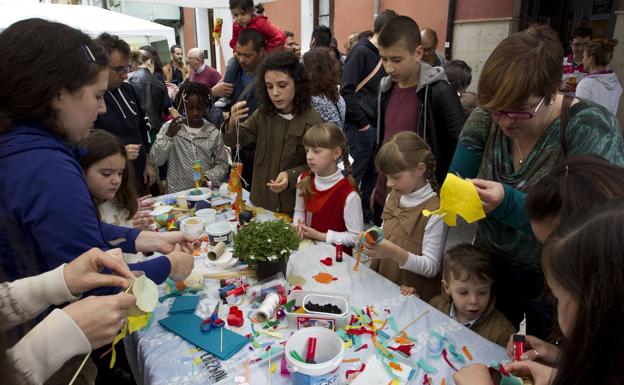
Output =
[
  {"x1": 387, "y1": 183, "x2": 447, "y2": 278},
  {"x1": 293, "y1": 169, "x2": 363, "y2": 247}
]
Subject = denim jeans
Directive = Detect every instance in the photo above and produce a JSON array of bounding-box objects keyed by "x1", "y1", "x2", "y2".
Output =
[{"x1": 345, "y1": 122, "x2": 377, "y2": 222}]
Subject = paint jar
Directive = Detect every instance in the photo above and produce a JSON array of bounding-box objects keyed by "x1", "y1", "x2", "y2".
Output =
[{"x1": 285, "y1": 327, "x2": 344, "y2": 385}]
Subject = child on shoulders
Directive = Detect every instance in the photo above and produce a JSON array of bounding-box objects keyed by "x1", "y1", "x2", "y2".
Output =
[
  {"x1": 215, "y1": 0, "x2": 285, "y2": 107},
  {"x1": 429, "y1": 244, "x2": 515, "y2": 346},
  {"x1": 293, "y1": 123, "x2": 363, "y2": 248},
  {"x1": 150, "y1": 81, "x2": 229, "y2": 193},
  {"x1": 365, "y1": 131, "x2": 447, "y2": 301}
]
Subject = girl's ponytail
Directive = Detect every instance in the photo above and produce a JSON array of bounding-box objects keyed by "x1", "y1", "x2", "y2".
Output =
[
  {"x1": 297, "y1": 172, "x2": 315, "y2": 200},
  {"x1": 255, "y1": 3, "x2": 265, "y2": 14}
]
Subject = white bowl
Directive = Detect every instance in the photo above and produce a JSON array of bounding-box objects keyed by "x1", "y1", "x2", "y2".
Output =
[{"x1": 150, "y1": 205, "x2": 172, "y2": 216}]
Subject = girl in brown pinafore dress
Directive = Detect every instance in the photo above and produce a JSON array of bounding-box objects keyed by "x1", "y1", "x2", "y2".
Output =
[{"x1": 366, "y1": 132, "x2": 447, "y2": 301}]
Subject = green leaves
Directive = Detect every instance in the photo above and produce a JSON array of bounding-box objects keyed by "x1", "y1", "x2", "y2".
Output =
[{"x1": 233, "y1": 219, "x2": 299, "y2": 268}]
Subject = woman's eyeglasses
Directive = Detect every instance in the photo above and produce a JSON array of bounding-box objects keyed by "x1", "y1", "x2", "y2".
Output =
[{"x1": 489, "y1": 97, "x2": 545, "y2": 120}]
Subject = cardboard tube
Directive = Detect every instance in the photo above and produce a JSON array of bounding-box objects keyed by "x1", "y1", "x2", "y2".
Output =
[{"x1": 208, "y1": 242, "x2": 226, "y2": 261}]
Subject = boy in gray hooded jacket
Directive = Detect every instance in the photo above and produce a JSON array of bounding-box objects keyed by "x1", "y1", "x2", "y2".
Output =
[{"x1": 372, "y1": 15, "x2": 465, "y2": 223}]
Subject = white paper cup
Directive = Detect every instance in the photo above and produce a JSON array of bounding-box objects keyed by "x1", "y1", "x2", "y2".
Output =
[
  {"x1": 180, "y1": 216, "x2": 205, "y2": 238},
  {"x1": 196, "y1": 208, "x2": 217, "y2": 226}
]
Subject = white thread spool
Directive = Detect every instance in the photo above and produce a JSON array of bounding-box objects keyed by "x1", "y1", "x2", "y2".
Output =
[{"x1": 253, "y1": 292, "x2": 281, "y2": 323}]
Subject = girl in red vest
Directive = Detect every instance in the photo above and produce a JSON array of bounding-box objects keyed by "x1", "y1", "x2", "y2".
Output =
[
  {"x1": 293, "y1": 123, "x2": 363, "y2": 249},
  {"x1": 365, "y1": 131, "x2": 447, "y2": 301}
]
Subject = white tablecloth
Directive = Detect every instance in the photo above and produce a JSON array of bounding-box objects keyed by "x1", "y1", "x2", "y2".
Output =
[{"x1": 126, "y1": 241, "x2": 507, "y2": 385}]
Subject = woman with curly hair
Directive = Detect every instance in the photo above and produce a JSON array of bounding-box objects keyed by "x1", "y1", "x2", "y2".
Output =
[
  {"x1": 223, "y1": 50, "x2": 324, "y2": 215},
  {"x1": 303, "y1": 48, "x2": 346, "y2": 128}
]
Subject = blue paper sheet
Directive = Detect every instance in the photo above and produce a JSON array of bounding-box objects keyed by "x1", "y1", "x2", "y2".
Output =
[
  {"x1": 169, "y1": 295, "x2": 200, "y2": 314},
  {"x1": 159, "y1": 314, "x2": 248, "y2": 360}
]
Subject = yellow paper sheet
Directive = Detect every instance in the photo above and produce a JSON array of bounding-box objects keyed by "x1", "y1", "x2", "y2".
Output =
[{"x1": 422, "y1": 173, "x2": 486, "y2": 226}]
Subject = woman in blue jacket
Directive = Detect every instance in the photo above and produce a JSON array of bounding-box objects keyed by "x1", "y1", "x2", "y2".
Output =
[{"x1": 0, "y1": 18, "x2": 194, "y2": 290}]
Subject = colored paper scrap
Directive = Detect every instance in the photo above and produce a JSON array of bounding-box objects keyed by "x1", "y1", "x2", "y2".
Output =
[
  {"x1": 159, "y1": 313, "x2": 248, "y2": 360},
  {"x1": 422, "y1": 173, "x2": 486, "y2": 226},
  {"x1": 442, "y1": 349, "x2": 459, "y2": 371},
  {"x1": 127, "y1": 313, "x2": 151, "y2": 333},
  {"x1": 287, "y1": 274, "x2": 306, "y2": 286},
  {"x1": 416, "y1": 358, "x2": 438, "y2": 374},
  {"x1": 449, "y1": 344, "x2": 466, "y2": 364},
  {"x1": 313, "y1": 272, "x2": 337, "y2": 284},
  {"x1": 462, "y1": 345, "x2": 473, "y2": 361},
  {"x1": 388, "y1": 344, "x2": 413, "y2": 357},
  {"x1": 345, "y1": 363, "x2": 366, "y2": 379},
  {"x1": 169, "y1": 295, "x2": 200, "y2": 314},
  {"x1": 355, "y1": 343, "x2": 369, "y2": 352}
]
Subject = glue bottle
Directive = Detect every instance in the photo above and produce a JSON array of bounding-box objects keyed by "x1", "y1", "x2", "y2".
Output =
[{"x1": 335, "y1": 241, "x2": 343, "y2": 262}]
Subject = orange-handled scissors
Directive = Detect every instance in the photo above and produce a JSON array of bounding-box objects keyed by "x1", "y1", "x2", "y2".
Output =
[{"x1": 201, "y1": 302, "x2": 225, "y2": 332}]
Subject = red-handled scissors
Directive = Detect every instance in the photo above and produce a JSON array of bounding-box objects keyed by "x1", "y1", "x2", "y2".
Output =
[{"x1": 201, "y1": 302, "x2": 225, "y2": 332}]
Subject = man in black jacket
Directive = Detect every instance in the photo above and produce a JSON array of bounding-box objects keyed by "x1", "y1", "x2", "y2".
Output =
[
  {"x1": 341, "y1": 9, "x2": 397, "y2": 222},
  {"x1": 373, "y1": 16, "x2": 466, "y2": 223},
  {"x1": 94, "y1": 33, "x2": 156, "y2": 195}
]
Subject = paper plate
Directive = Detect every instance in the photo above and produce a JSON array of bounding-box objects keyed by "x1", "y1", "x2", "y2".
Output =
[{"x1": 204, "y1": 252, "x2": 238, "y2": 269}]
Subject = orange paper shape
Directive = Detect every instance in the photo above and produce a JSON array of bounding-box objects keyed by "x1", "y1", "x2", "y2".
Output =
[
  {"x1": 228, "y1": 162, "x2": 246, "y2": 218},
  {"x1": 313, "y1": 272, "x2": 337, "y2": 284}
]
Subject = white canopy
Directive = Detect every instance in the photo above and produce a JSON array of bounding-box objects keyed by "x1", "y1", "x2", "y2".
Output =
[{"x1": 0, "y1": 3, "x2": 176, "y2": 47}]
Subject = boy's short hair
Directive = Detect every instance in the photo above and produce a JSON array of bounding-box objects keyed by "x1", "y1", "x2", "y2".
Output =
[
  {"x1": 373, "y1": 9, "x2": 398, "y2": 34},
  {"x1": 378, "y1": 15, "x2": 421, "y2": 53},
  {"x1": 443, "y1": 244, "x2": 493, "y2": 284},
  {"x1": 572, "y1": 26, "x2": 593, "y2": 40},
  {"x1": 312, "y1": 25, "x2": 332, "y2": 48}
]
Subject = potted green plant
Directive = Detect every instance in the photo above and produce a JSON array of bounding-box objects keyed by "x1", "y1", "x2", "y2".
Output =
[{"x1": 233, "y1": 219, "x2": 300, "y2": 280}]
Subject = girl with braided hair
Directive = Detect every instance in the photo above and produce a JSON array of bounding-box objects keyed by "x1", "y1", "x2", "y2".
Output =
[
  {"x1": 365, "y1": 131, "x2": 447, "y2": 301},
  {"x1": 293, "y1": 123, "x2": 363, "y2": 249}
]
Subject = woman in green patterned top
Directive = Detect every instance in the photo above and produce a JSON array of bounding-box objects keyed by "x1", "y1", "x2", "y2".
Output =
[{"x1": 449, "y1": 25, "x2": 624, "y2": 335}]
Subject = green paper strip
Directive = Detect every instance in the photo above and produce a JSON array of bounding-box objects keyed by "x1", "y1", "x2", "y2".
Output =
[
  {"x1": 416, "y1": 358, "x2": 438, "y2": 374},
  {"x1": 336, "y1": 329, "x2": 349, "y2": 342},
  {"x1": 430, "y1": 330, "x2": 446, "y2": 340},
  {"x1": 284, "y1": 299, "x2": 296, "y2": 312},
  {"x1": 387, "y1": 317, "x2": 400, "y2": 333},
  {"x1": 260, "y1": 346, "x2": 282, "y2": 359},
  {"x1": 449, "y1": 344, "x2": 466, "y2": 364}
]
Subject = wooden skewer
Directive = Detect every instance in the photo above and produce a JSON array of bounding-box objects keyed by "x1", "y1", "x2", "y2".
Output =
[
  {"x1": 202, "y1": 269, "x2": 256, "y2": 280},
  {"x1": 383, "y1": 310, "x2": 430, "y2": 345},
  {"x1": 69, "y1": 281, "x2": 135, "y2": 384},
  {"x1": 68, "y1": 352, "x2": 90, "y2": 385}
]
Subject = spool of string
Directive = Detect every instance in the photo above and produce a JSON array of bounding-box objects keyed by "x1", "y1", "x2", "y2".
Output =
[{"x1": 253, "y1": 292, "x2": 282, "y2": 323}]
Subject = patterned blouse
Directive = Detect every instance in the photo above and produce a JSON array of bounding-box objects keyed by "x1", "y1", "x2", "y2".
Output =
[{"x1": 311, "y1": 95, "x2": 346, "y2": 129}]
